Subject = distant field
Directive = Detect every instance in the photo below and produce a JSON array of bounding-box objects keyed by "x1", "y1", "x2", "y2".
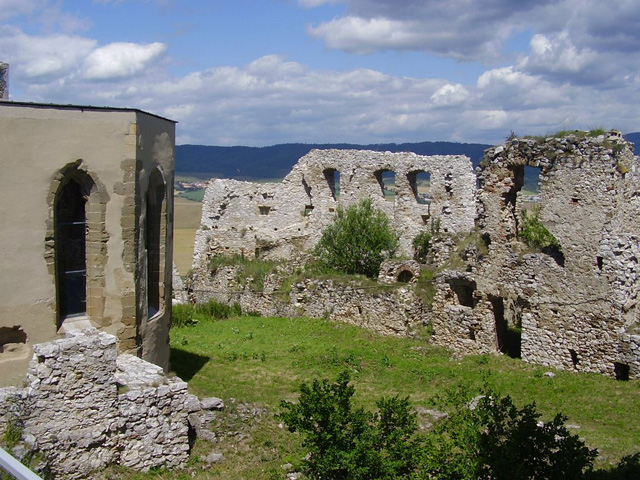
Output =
[
  {"x1": 174, "y1": 197, "x2": 203, "y2": 276},
  {"x1": 177, "y1": 189, "x2": 206, "y2": 202}
]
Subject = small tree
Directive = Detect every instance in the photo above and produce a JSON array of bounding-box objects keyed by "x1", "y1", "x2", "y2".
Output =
[
  {"x1": 313, "y1": 198, "x2": 399, "y2": 278},
  {"x1": 278, "y1": 371, "x2": 420, "y2": 480},
  {"x1": 422, "y1": 386, "x2": 598, "y2": 480}
]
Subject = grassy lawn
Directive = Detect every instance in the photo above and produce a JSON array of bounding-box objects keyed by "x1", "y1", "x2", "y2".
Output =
[{"x1": 113, "y1": 314, "x2": 639, "y2": 479}]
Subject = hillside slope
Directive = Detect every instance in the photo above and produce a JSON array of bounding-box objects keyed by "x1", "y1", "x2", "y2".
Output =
[{"x1": 176, "y1": 141, "x2": 492, "y2": 180}]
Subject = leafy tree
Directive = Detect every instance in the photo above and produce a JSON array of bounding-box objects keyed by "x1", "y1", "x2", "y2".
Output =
[
  {"x1": 280, "y1": 375, "x2": 602, "y2": 480},
  {"x1": 313, "y1": 198, "x2": 399, "y2": 278},
  {"x1": 278, "y1": 371, "x2": 420, "y2": 479},
  {"x1": 421, "y1": 385, "x2": 598, "y2": 480}
]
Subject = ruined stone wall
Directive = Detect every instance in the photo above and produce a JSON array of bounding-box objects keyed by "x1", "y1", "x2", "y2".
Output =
[
  {"x1": 192, "y1": 149, "x2": 476, "y2": 283},
  {"x1": 191, "y1": 260, "x2": 429, "y2": 337},
  {"x1": 0, "y1": 330, "x2": 193, "y2": 478},
  {"x1": 430, "y1": 131, "x2": 640, "y2": 378}
]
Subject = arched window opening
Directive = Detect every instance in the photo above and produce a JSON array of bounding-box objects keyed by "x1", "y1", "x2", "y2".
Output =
[
  {"x1": 324, "y1": 168, "x2": 340, "y2": 201},
  {"x1": 407, "y1": 171, "x2": 431, "y2": 205},
  {"x1": 55, "y1": 178, "x2": 88, "y2": 326},
  {"x1": 375, "y1": 169, "x2": 395, "y2": 202},
  {"x1": 147, "y1": 170, "x2": 166, "y2": 318}
]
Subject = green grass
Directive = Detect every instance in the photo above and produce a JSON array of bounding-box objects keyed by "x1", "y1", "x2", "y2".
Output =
[
  {"x1": 177, "y1": 189, "x2": 206, "y2": 202},
  {"x1": 112, "y1": 315, "x2": 639, "y2": 478}
]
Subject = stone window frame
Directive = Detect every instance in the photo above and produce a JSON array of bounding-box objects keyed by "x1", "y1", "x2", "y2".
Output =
[
  {"x1": 323, "y1": 168, "x2": 340, "y2": 201},
  {"x1": 45, "y1": 160, "x2": 109, "y2": 330}
]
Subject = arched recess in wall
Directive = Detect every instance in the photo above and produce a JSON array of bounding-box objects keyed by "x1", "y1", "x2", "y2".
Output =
[
  {"x1": 146, "y1": 167, "x2": 167, "y2": 318},
  {"x1": 48, "y1": 161, "x2": 108, "y2": 330},
  {"x1": 375, "y1": 169, "x2": 395, "y2": 202},
  {"x1": 323, "y1": 168, "x2": 340, "y2": 201}
]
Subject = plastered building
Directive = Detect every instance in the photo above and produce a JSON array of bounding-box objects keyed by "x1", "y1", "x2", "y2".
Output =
[{"x1": 0, "y1": 100, "x2": 175, "y2": 385}]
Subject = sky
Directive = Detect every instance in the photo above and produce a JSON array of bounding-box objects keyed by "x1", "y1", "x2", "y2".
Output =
[{"x1": 1, "y1": 0, "x2": 639, "y2": 146}]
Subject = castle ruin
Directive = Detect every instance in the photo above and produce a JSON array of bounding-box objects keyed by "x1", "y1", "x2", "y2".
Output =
[{"x1": 192, "y1": 131, "x2": 640, "y2": 379}]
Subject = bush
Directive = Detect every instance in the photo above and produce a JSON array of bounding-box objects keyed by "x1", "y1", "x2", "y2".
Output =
[
  {"x1": 422, "y1": 386, "x2": 598, "y2": 480},
  {"x1": 313, "y1": 198, "x2": 399, "y2": 278},
  {"x1": 278, "y1": 371, "x2": 420, "y2": 479},
  {"x1": 280, "y1": 374, "x2": 601, "y2": 480},
  {"x1": 412, "y1": 231, "x2": 432, "y2": 263},
  {"x1": 172, "y1": 300, "x2": 242, "y2": 327},
  {"x1": 520, "y1": 205, "x2": 562, "y2": 251}
]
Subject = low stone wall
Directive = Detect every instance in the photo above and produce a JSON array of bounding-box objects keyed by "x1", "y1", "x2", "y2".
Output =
[
  {"x1": 192, "y1": 262, "x2": 429, "y2": 337},
  {"x1": 0, "y1": 329, "x2": 196, "y2": 478}
]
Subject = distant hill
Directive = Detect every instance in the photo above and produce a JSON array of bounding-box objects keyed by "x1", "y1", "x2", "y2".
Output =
[
  {"x1": 177, "y1": 133, "x2": 640, "y2": 182},
  {"x1": 624, "y1": 132, "x2": 640, "y2": 150},
  {"x1": 175, "y1": 141, "x2": 493, "y2": 180}
]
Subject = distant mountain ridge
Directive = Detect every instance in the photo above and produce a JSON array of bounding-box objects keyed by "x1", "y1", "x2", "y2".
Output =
[
  {"x1": 177, "y1": 133, "x2": 640, "y2": 181},
  {"x1": 176, "y1": 141, "x2": 492, "y2": 180}
]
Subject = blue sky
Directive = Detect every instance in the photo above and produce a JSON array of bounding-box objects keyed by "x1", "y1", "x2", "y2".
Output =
[{"x1": 1, "y1": 0, "x2": 639, "y2": 146}]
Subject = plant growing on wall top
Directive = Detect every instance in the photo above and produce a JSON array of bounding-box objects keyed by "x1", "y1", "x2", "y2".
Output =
[{"x1": 313, "y1": 197, "x2": 399, "y2": 278}]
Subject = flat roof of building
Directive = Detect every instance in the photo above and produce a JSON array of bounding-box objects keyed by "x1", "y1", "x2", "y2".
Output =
[{"x1": 0, "y1": 100, "x2": 176, "y2": 123}]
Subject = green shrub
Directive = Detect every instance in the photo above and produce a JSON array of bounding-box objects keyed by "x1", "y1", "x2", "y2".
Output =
[
  {"x1": 520, "y1": 205, "x2": 562, "y2": 251},
  {"x1": 412, "y1": 231, "x2": 432, "y2": 263},
  {"x1": 280, "y1": 374, "x2": 601, "y2": 480},
  {"x1": 422, "y1": 385, "x2": 597, "y2": 480},
  {"x1": 172, "y1": 300, "x2": 242, "y2": 327},
  {"x1": 195, "y1": 299, "x2": 242, "y2": 319},
  {"x1": 172, "y1": 303, "x2": 198, "y2": 327},
  {"x1": 313, "y1": 198, "x2": 399, "y2": 278},
  {"x1": 278, "y1": 371, "x2": 420, "y2": 480}
]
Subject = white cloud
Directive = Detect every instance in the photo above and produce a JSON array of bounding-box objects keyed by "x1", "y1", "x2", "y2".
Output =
[
  {"x1": 82, "y1": 42, "x2": 166, "y2": 80},
  {"x1": 430, "y1": 83, "x2": 470, "y2": 108},
  {"x1": 297, "y1": 0, "x2": 342, "y2": 7},
  {"x1": 0, "y1": 26, "x2": 96, "y2": 81},
  {"x1": 0, "y1": 0, "x2": 43, "y2": 21}
]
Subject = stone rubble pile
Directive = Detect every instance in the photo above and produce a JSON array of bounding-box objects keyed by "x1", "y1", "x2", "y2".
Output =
[{"x1": 0, "y1": 329, "x2": 221, "y2": 478}]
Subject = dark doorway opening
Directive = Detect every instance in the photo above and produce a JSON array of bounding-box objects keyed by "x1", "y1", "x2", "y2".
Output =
[
  {"x1": 614, "y1": 362, "x2": 630, "y2": 381},
  {"x1": 490, "y1": 295, "x2": 521, "y2": 358},
  {"x1": 55, "y1": 178, "x2": 87, "y2": 326}
]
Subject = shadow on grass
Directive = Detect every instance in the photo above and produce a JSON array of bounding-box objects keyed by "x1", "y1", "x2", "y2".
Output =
[{"x1": 170, "y1": 347, "x2": 210, "y2": 381}]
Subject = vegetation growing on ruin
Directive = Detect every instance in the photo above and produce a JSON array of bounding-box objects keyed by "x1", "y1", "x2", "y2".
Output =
[
  {"x1": 519, "y1": 205, "x2": 562, "y2": 252},
  {"x1": 313, "y1": 197, "x2": 399, "y2": 278},
  {"x1": 412, "y1": 231, "x2": 432, "y2": 263},
  {"x1": 209, "y1": 254, "x2": 282, "y2": 291}
]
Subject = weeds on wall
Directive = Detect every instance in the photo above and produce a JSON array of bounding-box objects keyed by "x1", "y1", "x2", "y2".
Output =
[
  {"x1": 209, "y1": 254, "x2": 282, "y2": 291},
  {"x1": 519, "y1": 205, "x2": 562, "y2": 252}
]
